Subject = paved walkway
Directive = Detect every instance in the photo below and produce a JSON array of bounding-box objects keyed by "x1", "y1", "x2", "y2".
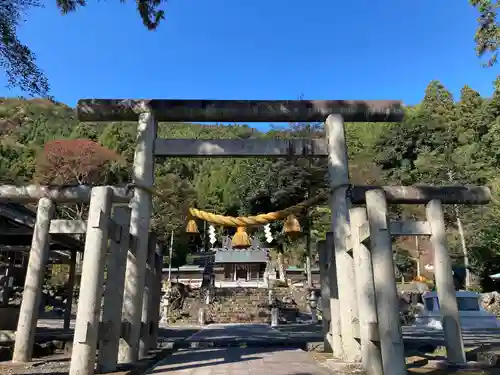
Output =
[
  {"x1": 149, "y1": 324, "x2": 333, "y2": 375},
  {"x1": 275, "y1": 322, "x2": 500, "y2": 347},
  {"x1": 147, "y1": 347, "x2": 332, "y2": 375},
  {"x1": 184, "y1": 323, "x2": 289, "y2": 344}
]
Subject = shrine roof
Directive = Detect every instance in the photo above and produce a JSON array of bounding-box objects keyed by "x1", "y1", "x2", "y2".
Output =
[
  {"x1": 214, "y1": 249, "x2": 267, "y2": 264},
  {"x1": 0, "y1": 203, "x2": 84, "y2": 261}
]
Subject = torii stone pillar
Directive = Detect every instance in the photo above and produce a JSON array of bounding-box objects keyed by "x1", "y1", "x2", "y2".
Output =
[
  {"x1": 318, "y1": 239, "x2": 332, "y2": 353},
  {"x1": 324, "y1": 114, "x2": 360, "y2": 361},
  {"x1": 365, "y1": 190, "x2": 406, "y2": 375},
  {"x1": 97, "y1": 206, "x2": 131, "y2": 374},
  {"x1": 119, "y1": 109, "x2": 157, "y2": 363},
  {"x1": 139, "y1": 232, "x2": 157, "y2": 358},
  {"x1": 12, "y1": 198, "x2": 55, "y2": 363},
  {"x1": 69, "y1": 186, "x2": 113, "y2": 375},
  {"x1": 349, "y1": 207, "x2": 383, "y2": 375},
  {"x1": 426, "y1": 200, "x2": 466, "y2": 364},
  {"x1": 149, "y1": 242, "x2": 164, "y2": 350},
  {"x1": 64, "y1": 249, "x2": 78, "y2": 331},
  {"x1": 326, "y1": 232, "x2": 343, "y2": 359}
]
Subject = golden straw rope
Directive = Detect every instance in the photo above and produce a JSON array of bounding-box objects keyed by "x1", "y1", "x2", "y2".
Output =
[{"x1": 128, "y1": 182, "x2": 350, "y2": 227}]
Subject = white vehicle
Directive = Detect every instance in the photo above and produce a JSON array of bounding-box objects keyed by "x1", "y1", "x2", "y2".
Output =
[{"x1": 413, "y1": 290, "x2": 500, "y2": 330}]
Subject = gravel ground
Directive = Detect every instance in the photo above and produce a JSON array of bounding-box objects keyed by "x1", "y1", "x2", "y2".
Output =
[
  {"x1": 0, "y1": 322, "x2": 199, "y2": 375},
  {"x1": 0, "y1": 352, "x2": 71, "y2": 375},
  {"x1": 0, "y1": 349, "x2": 170, "y2": 375}
]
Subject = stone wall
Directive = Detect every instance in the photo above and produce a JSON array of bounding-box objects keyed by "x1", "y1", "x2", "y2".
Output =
[
  {"x1": 207, "y1": 288, "x2": 270, "y2": 323},
  {"x1": 167, "y1": 286, "x2": 308, "y2": 325},
  {"x1": 165, "y1": 284, "x2": 424, "y2": 326},
  {"x1": 481, "y1": 292, "x2": 500, "y2": 316},
  {"x1": 289, "y1": 285, "x2": 316, "y2": 313}
]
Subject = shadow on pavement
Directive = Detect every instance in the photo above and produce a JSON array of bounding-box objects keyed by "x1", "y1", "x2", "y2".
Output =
[
  {"x1": 157, "y1": 327, "x2": 200, "y2": 342},
  {"x1": 147, "y1": 346, "x2": 331, "y2": 374},
  {"x1": 148, "y1": 347, "x2": 281, "y2": 374}
]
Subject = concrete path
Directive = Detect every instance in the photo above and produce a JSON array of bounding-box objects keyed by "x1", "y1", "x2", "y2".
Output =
[
  {"x1": 147, "y1": 346, "x2": 332, "y2": 375},
  {"x1": 185, "y1": 323, "x2": 289, "y2": 344},
  {"x1": 275, "y1": 322, "x2": 500, "y2": 347},
  {"x1": 148, "y1": 324, "x2": 333, "y2": 374},
  {"x1": 402, "y1": 326, "x2": 500, "y2": 347}
]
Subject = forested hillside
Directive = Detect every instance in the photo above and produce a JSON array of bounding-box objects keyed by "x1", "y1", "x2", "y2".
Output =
[{"x1": 1, "y1": 77, "x2": 499, "y2": 290}]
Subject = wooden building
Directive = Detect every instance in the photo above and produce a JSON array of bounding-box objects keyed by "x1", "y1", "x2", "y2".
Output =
[
  {"x1": 0, "y1": 203, "x2": 84, "y2": 286},
  {"x1": 213, "y1": 237, "x2": 268, "y2": 281}
]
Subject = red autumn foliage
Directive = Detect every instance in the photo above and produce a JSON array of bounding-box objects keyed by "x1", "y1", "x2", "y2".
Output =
[{"x1": 36, "y1": 139, "x2": 121, "y2": 185}]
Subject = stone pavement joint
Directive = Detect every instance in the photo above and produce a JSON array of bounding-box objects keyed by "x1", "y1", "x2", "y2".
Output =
[{"x1": 146, "y1": 347, "x2": 334, "y2": 375}]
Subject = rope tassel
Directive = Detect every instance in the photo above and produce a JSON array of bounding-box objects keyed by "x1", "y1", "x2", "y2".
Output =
[
  {"x1": 185, "y1": 217, "x2": 199, "y2": 234},
  {"x1": 283, "y1": 215, "x2": 301, "y2": 238},
  {"x1": 231, "y1": 227, "x2": 251, "y2": 249}
]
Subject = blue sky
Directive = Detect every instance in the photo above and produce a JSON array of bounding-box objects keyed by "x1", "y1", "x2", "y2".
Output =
[{"x1": 1, "y1": 0, "x2": 498, "y2": 111}]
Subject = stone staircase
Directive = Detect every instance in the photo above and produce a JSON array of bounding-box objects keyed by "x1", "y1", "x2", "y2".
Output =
[{"x1": 167, "y1": 286, "x2": 308, "y2": 325}]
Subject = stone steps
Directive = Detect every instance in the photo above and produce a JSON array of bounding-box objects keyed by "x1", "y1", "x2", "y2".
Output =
[{"x1": 167, "y1": 287, "x2": 308, "y2": 325}]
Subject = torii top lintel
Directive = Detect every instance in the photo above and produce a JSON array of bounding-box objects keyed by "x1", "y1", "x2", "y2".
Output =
[{"x1": 76, "y1": 99, "x2": 405, "y2": 123}]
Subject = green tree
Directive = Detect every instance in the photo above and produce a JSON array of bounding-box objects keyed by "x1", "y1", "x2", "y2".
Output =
[
  {"x1": 375, "y1": 80, "x2": 457, "y2": 185},
  {"x1": 393, "y1": 248, "x2": 415, "y2": 282},
  {"x1": 450, "y1": 85, "x2": 490, "y2": 184},
  {"x1": 467, "y1": 191, "x2": 500, "y2": 291},
  {"x1": 470, "y1": 0, "x2": 500, "y2": 66},
  {"x1": 2, "y1": 87, "x2": 500, "y2": 279},
  {"x1": 374, "y1": 77, "x2": 500, "y2": 287}
]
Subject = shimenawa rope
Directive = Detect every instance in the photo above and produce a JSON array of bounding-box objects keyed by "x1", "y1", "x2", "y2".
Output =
[{"x1": 127, "y1": 182, "x2": 351, "y2": 227}]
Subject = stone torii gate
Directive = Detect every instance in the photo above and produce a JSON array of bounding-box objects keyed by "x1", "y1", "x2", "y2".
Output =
[
  {"x1": 76, "y1": 98, "x2": 405, "y2": 364},
  {"x1": 0, "y1": 185, "x2": 164, "y2": 375},
  {"x1": 27, "y1": 98, "x2": 488, "y2": 375}
]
